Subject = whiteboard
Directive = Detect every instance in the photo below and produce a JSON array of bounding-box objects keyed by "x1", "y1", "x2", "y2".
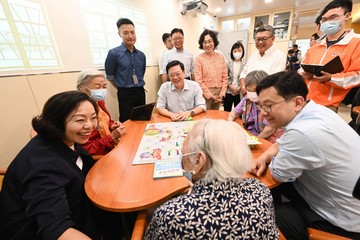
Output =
[{"x1": 217, "y1": 31, "x2": 249, "y2": 63}]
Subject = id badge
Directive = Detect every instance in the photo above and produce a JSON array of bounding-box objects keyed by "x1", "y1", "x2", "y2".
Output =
[{"x1": 132, "y1": 74, "x2": 139, "y2": 85}]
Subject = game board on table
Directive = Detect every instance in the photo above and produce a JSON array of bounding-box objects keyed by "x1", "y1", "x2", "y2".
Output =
[{"x1": 132, "y1": 121, "x2": 196, "y2": 165}]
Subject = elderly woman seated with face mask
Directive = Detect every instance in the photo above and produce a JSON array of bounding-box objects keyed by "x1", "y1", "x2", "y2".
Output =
[
  {"x1": 77, "y1": 69, "x2": 125, "y2": 155},
  {"x1": 227, "y1": 70, "x2": 283, "y2": 143},
  {"x1": 144, "y1": 119, "x2": 278, "y2": 239}
]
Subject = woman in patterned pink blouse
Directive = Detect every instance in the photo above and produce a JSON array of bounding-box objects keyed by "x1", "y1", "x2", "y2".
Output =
[{"x1": 195, "y1": 30, "x2": 228, "y2": 110}]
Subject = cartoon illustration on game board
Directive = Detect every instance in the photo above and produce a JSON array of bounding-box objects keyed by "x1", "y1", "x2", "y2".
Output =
[{"x1": 132, "y1": 121, "x2": 195, "y2": 165}]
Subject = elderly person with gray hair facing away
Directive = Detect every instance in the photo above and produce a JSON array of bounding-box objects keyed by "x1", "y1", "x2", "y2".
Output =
[
  {"x1": 228, "y1": 70, "x2": 283, "y2": 143},
  {"x1": 144, "y1": 119, "x2": 278, "y2": 239},
  {"x1": 77, "y1": 69, "x2": 125, "y2": 155}
]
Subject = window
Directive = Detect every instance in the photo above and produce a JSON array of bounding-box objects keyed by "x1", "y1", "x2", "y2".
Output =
[
  {"x1": 0, "y1": 0, "x2": 60, "y2": 70},
  {"x1": 237, "y1": 17, "x2": 250, "y2": 31},
  {"x1": 221, "y1": 20, "x2": 234, "y2": 33},
  {"x1": 81, "y1": 0, "x2": 151, "y2": 66}
]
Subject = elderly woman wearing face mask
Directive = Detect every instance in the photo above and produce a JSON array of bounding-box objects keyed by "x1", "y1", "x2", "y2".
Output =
[
  {"x1": 227, "y1": 70, "x2": 283, "y2": 143},
  {"x1": 144, "y1": 119, "x2": 278, "y2": 239},
  {"x1": 77, "y1": 69, "x2": 125, "y2": 155}
]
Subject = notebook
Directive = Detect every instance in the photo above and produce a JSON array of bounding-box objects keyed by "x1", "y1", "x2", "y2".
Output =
[
  {"x1": 301, "y1": 55, "x2": 344, "y2": 77},
  {"x1": 129, "y1": 102, "x2": 155, "y2": 121}
]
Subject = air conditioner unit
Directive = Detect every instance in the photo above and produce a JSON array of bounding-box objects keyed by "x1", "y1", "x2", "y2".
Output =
[{"x1": 180, "y1": 0, "x2": 208, "y2": 15}]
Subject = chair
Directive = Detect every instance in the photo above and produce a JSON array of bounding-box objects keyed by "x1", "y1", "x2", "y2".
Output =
[
  {"x1": 307, "y1": 228, "x2": 352, "y2": 240},
  {"x1": 278, "y1": 228, "x2": 286, "y2": 240},
  {"x1": 131, "y1": 210, "x2": 148, "y2": 240},
  {"x1": 0, "y1": 167, "x2": 7, "y2": 191}
]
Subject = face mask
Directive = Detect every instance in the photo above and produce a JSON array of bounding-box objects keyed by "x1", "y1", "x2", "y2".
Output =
[
  {"x1": 320, "y1": 20, "x2": 342, "y2": 36},
  {"x1": 90, "y1": 89, "x2": 107, "y2": 101},
  {"x1": 247, "y1": 91, "x2": 259, "y2": 103},
  {"x1": 233, "y1": 52, "x2": 242, "y2": 60}
]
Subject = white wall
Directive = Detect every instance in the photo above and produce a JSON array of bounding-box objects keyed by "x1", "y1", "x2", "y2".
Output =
[{"x1": 0, "y1": 0, "x2": 218, "y2": 168}]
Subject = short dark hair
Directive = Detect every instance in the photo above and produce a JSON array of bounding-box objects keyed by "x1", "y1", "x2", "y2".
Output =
[
  {"x1": 198, "y1": 29, "x2": 219, "y2": 50},
  {"x1": 322, "y1": 0, "x2": 353, "y2": 17},
  {"x1": 312, "y1": 32, "x2": 320, "y2": 40},
  {"x1": 162, "y1": 33, "x2": 171, "y2": 42},
  {"x1": 292, "y1": 44, "x2": 298, "y2": 49},
  {"x1": 170, "y1": 28, "x2": 184, "y2": 37},
  {"x1": 166, "y1": 60, "x2": 185, "y2": 74},
  {"x1": 315, "y1": 14, "x2": 322, "y2": 25},
  {"x1": 116, "y1": 18, "x2": 134, "y2": 29},
  {"x1": 256, "y1": 71, "x2": 308, "y2": 101},
  {"x1": 288, "y1": 49, "x2": 295, "y2": 54},
  {"x1": 32, "y1": 91, "x2": 98, "y2": 141},
  {"x1": 230, "y1": 41, "x2": 245, "y2": 61}
]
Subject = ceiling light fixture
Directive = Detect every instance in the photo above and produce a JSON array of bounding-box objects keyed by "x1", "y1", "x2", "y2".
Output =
[{"x1": 265, "y1": 0, "x2": 273, "y2": 3}]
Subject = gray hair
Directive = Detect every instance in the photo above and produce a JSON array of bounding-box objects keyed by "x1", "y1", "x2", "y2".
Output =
[
  {"x1": 186, "y1": 119, "x2": 252, "y2": 182},
  {"x1": 255, "y1": 24, "x2": 275, "y2": 36},
  {"x1": 76, "y1": 69, "x2": 105, "y2": 90},
  {"x1": 245, "y1": 70, "x2": 268, "y2": 87}
]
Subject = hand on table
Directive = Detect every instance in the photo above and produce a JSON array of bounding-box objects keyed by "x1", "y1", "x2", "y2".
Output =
[
  {"x1": 170, "y1": 111, "x2": 191, "y2": 122},
  {"x1": 250, "y1": 157, "x2": 267, "y2": 177}
]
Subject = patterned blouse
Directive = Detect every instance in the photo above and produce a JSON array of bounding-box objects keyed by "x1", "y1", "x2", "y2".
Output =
[{"x1": 145, "y1": 178, "x2": 279, "y2": 239}]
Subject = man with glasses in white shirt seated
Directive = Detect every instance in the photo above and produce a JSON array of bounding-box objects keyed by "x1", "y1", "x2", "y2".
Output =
[{"x1": 157, "y1": 60, "x2": 206, "y2": 122}]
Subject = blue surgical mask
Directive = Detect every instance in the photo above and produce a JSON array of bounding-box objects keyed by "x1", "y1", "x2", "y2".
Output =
[
  {"x1": 320, "y1": 20, "x2": 341, "y2": 36},
  {"x1": 90, "y1": 89, "x2": 107, "y2": 101}
]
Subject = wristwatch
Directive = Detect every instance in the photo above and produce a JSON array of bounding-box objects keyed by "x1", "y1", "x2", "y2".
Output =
[{"x1": 190, "y1": 110, "x2": 195, "y2": 117}]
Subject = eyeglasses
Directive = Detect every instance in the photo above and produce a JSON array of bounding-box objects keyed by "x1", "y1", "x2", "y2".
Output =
[
  {"x1": 203, "y1": 39, "x2": 213, "y2": 45},
  {"x1": 168, "y1": 71, "x2": 183, "y2": 79},
  {"x1": 181, "y1": 152, "x2": 197, "y2": 159},
  {"x1": 172, "y1": 37, "x2": 184, "y2": 41},
  {"x1": 320, "y1": 14, "x2": 345, "y2": 23},
  {"x1": 254, "y1": 35, "x2": 273, "y2": 43},
  {"x1": 258, "y1": 100, "x2": 286, "y2": 112}
]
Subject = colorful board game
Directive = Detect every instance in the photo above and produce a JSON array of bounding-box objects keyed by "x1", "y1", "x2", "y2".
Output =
[{"x1": 132, "y1": 121, "x2": 196, "y2": 165}]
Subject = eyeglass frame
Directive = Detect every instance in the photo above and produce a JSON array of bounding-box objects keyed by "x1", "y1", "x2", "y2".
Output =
[
  {"x1": 258, "y1": 99, "x2": 286, "y2": 112},
  {"x1": 172, "y1": 36, "x2": 184, "y2": 41},
  {"x1": 320, "y1": 13, "x2": 346, "y2": 24},
  {"x1": 253, "y1": 35, "x2": 274, "y2": 43}
]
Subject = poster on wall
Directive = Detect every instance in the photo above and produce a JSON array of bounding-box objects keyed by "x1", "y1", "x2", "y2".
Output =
[{"x1": 273, "y1": 12, "x2": 290, "y2": 40}]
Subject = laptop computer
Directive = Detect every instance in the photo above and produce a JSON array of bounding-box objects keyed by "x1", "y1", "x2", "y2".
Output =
[{"x1": 129, "y1": 102, "x2": 156, "y2": 121}]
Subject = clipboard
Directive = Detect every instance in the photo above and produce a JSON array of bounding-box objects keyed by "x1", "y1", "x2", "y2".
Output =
[{"x1": 301, "y1": 55, "x2": 344, "y2": 77}]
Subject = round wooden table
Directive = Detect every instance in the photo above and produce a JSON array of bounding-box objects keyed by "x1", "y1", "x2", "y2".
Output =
[{"x1": 85, "y1": 110, "x2": 279, "y2": 212}]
